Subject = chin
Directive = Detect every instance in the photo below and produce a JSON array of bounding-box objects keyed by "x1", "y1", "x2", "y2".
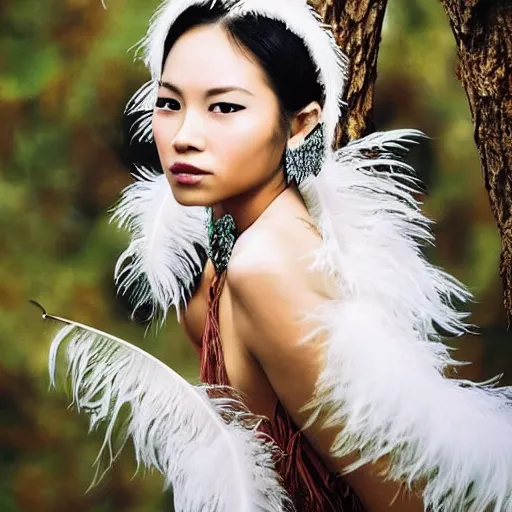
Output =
[{"x1": 171, "y1": 189, "x2": 215, "y2": 208}]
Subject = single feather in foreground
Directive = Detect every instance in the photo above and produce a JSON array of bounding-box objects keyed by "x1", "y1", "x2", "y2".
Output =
[{"x1": 34, "y1": 301, "x2": 292, "y2": 512}]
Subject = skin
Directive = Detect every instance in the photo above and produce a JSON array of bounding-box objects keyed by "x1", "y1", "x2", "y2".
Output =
[{"x1": 153, "y1": 22, "x2": 425, "y2": 512}]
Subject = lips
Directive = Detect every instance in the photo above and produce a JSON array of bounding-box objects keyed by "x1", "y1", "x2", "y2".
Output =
[{"x1": 170, "y1": 163, "x2": 210, "y2": 175}]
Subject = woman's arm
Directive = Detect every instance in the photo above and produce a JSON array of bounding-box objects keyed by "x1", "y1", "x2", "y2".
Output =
[{"x1": 227, "y1": 232, "x2": 425, "y2": 512}]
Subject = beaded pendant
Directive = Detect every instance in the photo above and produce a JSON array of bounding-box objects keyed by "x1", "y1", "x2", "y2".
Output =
[{"x1": 206, "y1": 208, "x2": 238, "y2": 274}]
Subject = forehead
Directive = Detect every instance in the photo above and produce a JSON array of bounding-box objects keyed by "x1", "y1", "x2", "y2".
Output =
[{"x1": 162, "y1": 23, "x2": 267, "y2": 90}]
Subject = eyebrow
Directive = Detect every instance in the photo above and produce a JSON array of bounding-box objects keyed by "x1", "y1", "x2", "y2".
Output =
[{"x1": 158, "y1": 81, "x2": 254, "y2": 97}]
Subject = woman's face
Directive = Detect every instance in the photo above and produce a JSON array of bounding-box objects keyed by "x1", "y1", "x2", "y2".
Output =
[{"x1": 153, "y1": 23, "x2": 286, "y2": 207}]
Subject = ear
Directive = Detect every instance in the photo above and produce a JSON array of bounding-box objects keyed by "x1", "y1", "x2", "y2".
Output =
[{"x1": 287, "y1": 101, "x2": 322, "y2": 150}]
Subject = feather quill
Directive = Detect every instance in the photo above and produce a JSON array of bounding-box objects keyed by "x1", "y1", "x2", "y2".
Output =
[
  {"x1": 111, "y1": 166, "x2": 208, "y2": 321},
  {"x1": 37, "y1": 302, "x2": 292, "y2": 512},
  {"x1": 299, "y1": 130, "x2": 512, "y2": 512}
]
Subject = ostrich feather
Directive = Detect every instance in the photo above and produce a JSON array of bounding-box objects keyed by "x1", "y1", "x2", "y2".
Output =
[
  {"x1": 111, "y1": 166, "x2": 208, "y2": 321},
  {"x1": 39, "y1": 304, "x2": 292, "y2": 512},
  {"x1": 299, "y1": 130, "x2": 512, "y2": 512}
]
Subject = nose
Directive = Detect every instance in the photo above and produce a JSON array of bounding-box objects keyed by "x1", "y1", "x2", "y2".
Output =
[{"x1": 172, "y1": 111, "x2": 206, "y2": 153}]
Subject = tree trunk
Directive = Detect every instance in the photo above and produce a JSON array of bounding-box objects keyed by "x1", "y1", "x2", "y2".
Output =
[
  {"x1": 440, "y1": 0, "x2": 512, "y2": 320},
  {"x1": 310, "y1": 0, "x2": 388, "y2": 147}
]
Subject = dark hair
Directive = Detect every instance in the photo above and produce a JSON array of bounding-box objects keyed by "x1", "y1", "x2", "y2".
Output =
[{"x1": 162, "y1": 3, "x2": 324, "y2": 132}]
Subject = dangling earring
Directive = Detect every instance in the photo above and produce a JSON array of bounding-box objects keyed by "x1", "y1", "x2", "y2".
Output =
[{"x1": 284, "y1": 123, "x2": 326, "y2": 185}]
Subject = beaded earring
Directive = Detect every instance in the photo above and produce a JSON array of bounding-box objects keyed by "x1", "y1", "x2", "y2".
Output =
[{"x1": 284, "y1": 123, "x2": 326, "y2": 185}]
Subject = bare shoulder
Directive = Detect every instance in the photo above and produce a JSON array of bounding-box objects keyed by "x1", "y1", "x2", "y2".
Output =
[
  {"x1": 227, "y1": 212, "x2": 324, "y2": 290},
  {"x1": 225, "y1": 212, "x2": 330, "y2": 358}
]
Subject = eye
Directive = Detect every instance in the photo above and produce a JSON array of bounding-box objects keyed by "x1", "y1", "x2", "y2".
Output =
[
  {"x1": 209, "y1": 103, "x2": 245, "y2": 114},
  {"x1": 155, "y1": 98, "x2": 181, "y2": 111}
]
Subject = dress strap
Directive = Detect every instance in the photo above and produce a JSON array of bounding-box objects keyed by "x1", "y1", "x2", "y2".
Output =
[{"x1": 200, "y1": 270, "x2": 229, "y2": 384}]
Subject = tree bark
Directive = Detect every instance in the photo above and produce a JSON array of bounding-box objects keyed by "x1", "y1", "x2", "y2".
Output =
[
  {"x1": 310, "y1": 0, "x2": 388, "y2": 147},
  {"x1": 440, "y1": 0, "x2": 512, "y2": 320}
]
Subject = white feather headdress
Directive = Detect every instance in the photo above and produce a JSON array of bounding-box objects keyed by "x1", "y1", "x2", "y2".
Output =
[{"x1": 138, "y1": 0, "x2": 346, "y2": 148}]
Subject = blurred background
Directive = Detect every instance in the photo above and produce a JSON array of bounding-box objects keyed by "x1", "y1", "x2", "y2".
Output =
[{"x1": 0, "y1": 0, "x2": 510, "y2": 510}]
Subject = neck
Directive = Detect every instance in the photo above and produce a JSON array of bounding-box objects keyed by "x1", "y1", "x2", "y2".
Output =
[{"x1": 212, "y1": 168, "x2": 288, "y2": 234}]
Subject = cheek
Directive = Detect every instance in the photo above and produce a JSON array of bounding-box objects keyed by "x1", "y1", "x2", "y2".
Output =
[
  {"x1": 217, "y1": 115, "x2": 283, "y2": 176},
  {"x1": 152, "y1": 113, "x2": 174, "y2": 155}
]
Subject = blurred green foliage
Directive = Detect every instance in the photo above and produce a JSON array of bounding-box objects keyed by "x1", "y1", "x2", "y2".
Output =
[{"x1": 0, "y1": 0, "x2": 510, "y2": 510}]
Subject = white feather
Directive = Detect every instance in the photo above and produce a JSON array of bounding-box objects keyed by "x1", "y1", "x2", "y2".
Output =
[
  {"x1": 111, "y1": 166, "x2": 208, "y2": 320},
  {"x1": 304, "y1": 130, "x2": 470, "y2": 349},
  {"x1": 46, "y1": 311, "x2": 293, "y2": 512},
  {"x1": 309, "y1": 300, "x2": 512, "y2": 512},
  {"x1": 299, "y1": 130, "x2": 512, "y2": 512}
]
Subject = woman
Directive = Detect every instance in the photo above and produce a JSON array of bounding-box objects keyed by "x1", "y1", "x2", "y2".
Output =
[{"x1": 42, "y1": 1, "x2": 512, "y2": 511}]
